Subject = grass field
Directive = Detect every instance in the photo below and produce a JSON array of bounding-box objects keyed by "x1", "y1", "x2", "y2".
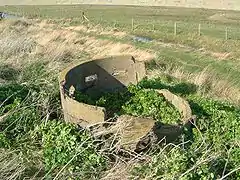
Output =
[
  {"x1": 0, "y1": 5, "x2": 240, "y2": 180},
  {"x1": 1, "y1": 5, "x2": 240, "y2": 103},
  {"x1": 1, "y1": 0, "x2": 240, "y2": 10}
]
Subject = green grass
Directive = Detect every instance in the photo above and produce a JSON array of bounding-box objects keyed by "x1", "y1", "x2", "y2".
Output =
[
  {"x1": 0, "y1": 6, "x2": 240, "y2": 179},
  {"x1": 1, "y1": 63, "x2": 240, "y2": 179},
  {"x1": 2, "y1": 5, "x2": 240, "y2": 87},
  {"x1": 69, "y1": 27, "x2": 240, "y2": 90},
  {"x1": 74, "y1": 84, "x2": 182, "y2": 124},
  {"x1": 3, "y1": 5, "x2": 240, "y2": 39}
]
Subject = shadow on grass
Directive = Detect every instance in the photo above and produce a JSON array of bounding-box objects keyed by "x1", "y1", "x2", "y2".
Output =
[
  {"x1": 135, "y1": 77, "x2": 199, "y2": 148},
  {"x1": 138, "y1": 77, "x2": 197, "y2": 96},
  {"x1": 0, "y1": 64, "x2": 20, "y2": 81}
]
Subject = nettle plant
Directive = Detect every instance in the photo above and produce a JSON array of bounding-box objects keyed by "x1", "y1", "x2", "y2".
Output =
[
  {"x1": 122, "y1": 85, "x2": 181, "y2": 124},
  {"x1": 74, "y1": 83, "x2": 181, "y2": 125},
  {"x1": 35, "y1": 120, "x2": 106, "y2": 177},
  {"x1": 131, "y1": 93, "x2": 240, "y2": 179},
  {"x1": 0, "y1": 65, "x2": 106, "y2": 178}
]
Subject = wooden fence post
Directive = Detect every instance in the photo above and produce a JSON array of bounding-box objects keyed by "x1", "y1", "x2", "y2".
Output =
[
  {"x1": 132, "y1": 18, "x2": 134, "y2": 31},
  {"x1": 198, "y1": 24, "x2": 201, "y2": 36},
  {"x1": 82, "y1": 12, "x2": 85, "y2": 21},
  {"x1": 114, "y1": 20, "x2": 117, "y2": 28},
  {"x1": 82, "y1": 12, "x2": 89, "y2": 22},
  {"x1": 174, "y1": 22, "x2": 177, "y2": 36},
  {"x1": 152, "y1": 24, "x2": 155, "y2": 31},
  {"x1": 225, "y1": 27, "x2": 228, "y2": 40},
  {"x1": 99, "y1": 13, "x2": 103, "y2": 23}
]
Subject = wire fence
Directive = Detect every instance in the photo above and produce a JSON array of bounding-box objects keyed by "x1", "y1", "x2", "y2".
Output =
[
  {"x1": 5, "y1": 6, "x2": 240, "y2": 41},
  {"x1": 93, "y1": 15, "x2": 240, "y2": 40}
]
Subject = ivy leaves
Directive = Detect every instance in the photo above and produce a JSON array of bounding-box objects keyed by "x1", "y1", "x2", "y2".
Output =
[
  {"x1": 37, "y1": 120, "x2": 106, "y2": 177},
  {"x1": 74, "y1": 84, "x2": 181, "y2": 125}
]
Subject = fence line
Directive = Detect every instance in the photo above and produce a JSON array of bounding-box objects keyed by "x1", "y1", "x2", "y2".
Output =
[
  {"x1": 95, "y1": 17, "x2": 240, "y2": 40},
  {"x1": 174, "y1": 22, "x2": 177, "y2": 36},
  {"x1": 198, "y1": 24, "x2": 201, "y2": 36},
  {"x1": 131, "y1": 18, "x2": 134, "y2": 31},
  {"x1": 225, "y1": 27, "x2": 228, "y2": 40}
]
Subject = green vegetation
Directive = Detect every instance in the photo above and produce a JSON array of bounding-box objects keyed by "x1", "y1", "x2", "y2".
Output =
[
  {"x1": 123, "y1": 85, "x2": 181, "y2": 125},
  {"x1": 1, "y1": 61, "x2": 239, "y2": 179},
  {"x1": 132, "y1": 92, "x2": 240, "y2": 179},
  {"x1": 0, "y1": 5, "x2": 240, "y2": 180},
  {"x1": 0, "y1": 63, "x2": 106, "y2": 179},
  {"x1": 1, "y1": 5, "x2": 240, "y2": 101},
  {"x1": 37, "y1": 120, "x2": 106, "y2": 178},
  {"x1": 74, "y1": 84, "x2": 181, "y2": 124}
]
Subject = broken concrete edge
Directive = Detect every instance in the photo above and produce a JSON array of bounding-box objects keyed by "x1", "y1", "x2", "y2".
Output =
[
  {"x1": 115, "y1": 115, "x2": 156, "y2": 150},
  {"x1": 157, "y1": 89, "x2": 192, "y2": 122},
  {"x1": 59, "y1": 58, "x2": 107, "y2": 128},
  {"x1": 143, "y1": 88, "x2": 192, "y2": 124},
  {"x1": 59, "y1": 55, "x2": 139, "y2": 82},
  {"x1": 107, "y1": 114, "x2": 196, "y2": 152},
  {"x1": 120, "y1": 115, "x2": 196, "y2": 151},
  {"x1": 58, "y1": 54, "x2": 196, "y2": 151},
  {"x1": 109, "y1": 89, "x2": 194, "y2": 151},
  {"x1": 59, "y1": 54, "x2": 146, "y2": 128},
  {"x1": 60, "y1": 91, "x2": 106, "y2": 127}
]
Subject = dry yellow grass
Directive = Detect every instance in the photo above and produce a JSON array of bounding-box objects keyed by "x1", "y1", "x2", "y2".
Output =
[
  {"x1": 1, "y1": 18, "x2": 239, "y2": 104},
  {"x1": 30, "y1": 20, "x2": 156, "y2": 62},
  {"x1": 1, "y1": 18, "x2": 240, "y2": 180},
  {"x1": 148, "y1": 66, "x2": 240, "y2": 104}
]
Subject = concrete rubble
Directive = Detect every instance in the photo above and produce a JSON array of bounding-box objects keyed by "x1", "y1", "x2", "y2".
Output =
[{"x1": 59, "y1": 55, "x2": 195, "y2": 151}]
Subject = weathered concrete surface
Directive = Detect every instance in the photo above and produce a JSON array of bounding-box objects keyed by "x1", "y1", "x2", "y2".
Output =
[
  {"x1": 114, "y1": 115, "x2": 156, "y2": 151},
  {"x1": 59, "y1": 55, "x2": 195, "y2": 151},
  {"x1": 59, "y1": 55, "x2": 146, "y2": 127},
  {"x1": 1, "y1": 0, "x2": 240, "y2": 10},
  {"x1": 156, "y1": 89, "x2": 192, "y2": 122}
]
